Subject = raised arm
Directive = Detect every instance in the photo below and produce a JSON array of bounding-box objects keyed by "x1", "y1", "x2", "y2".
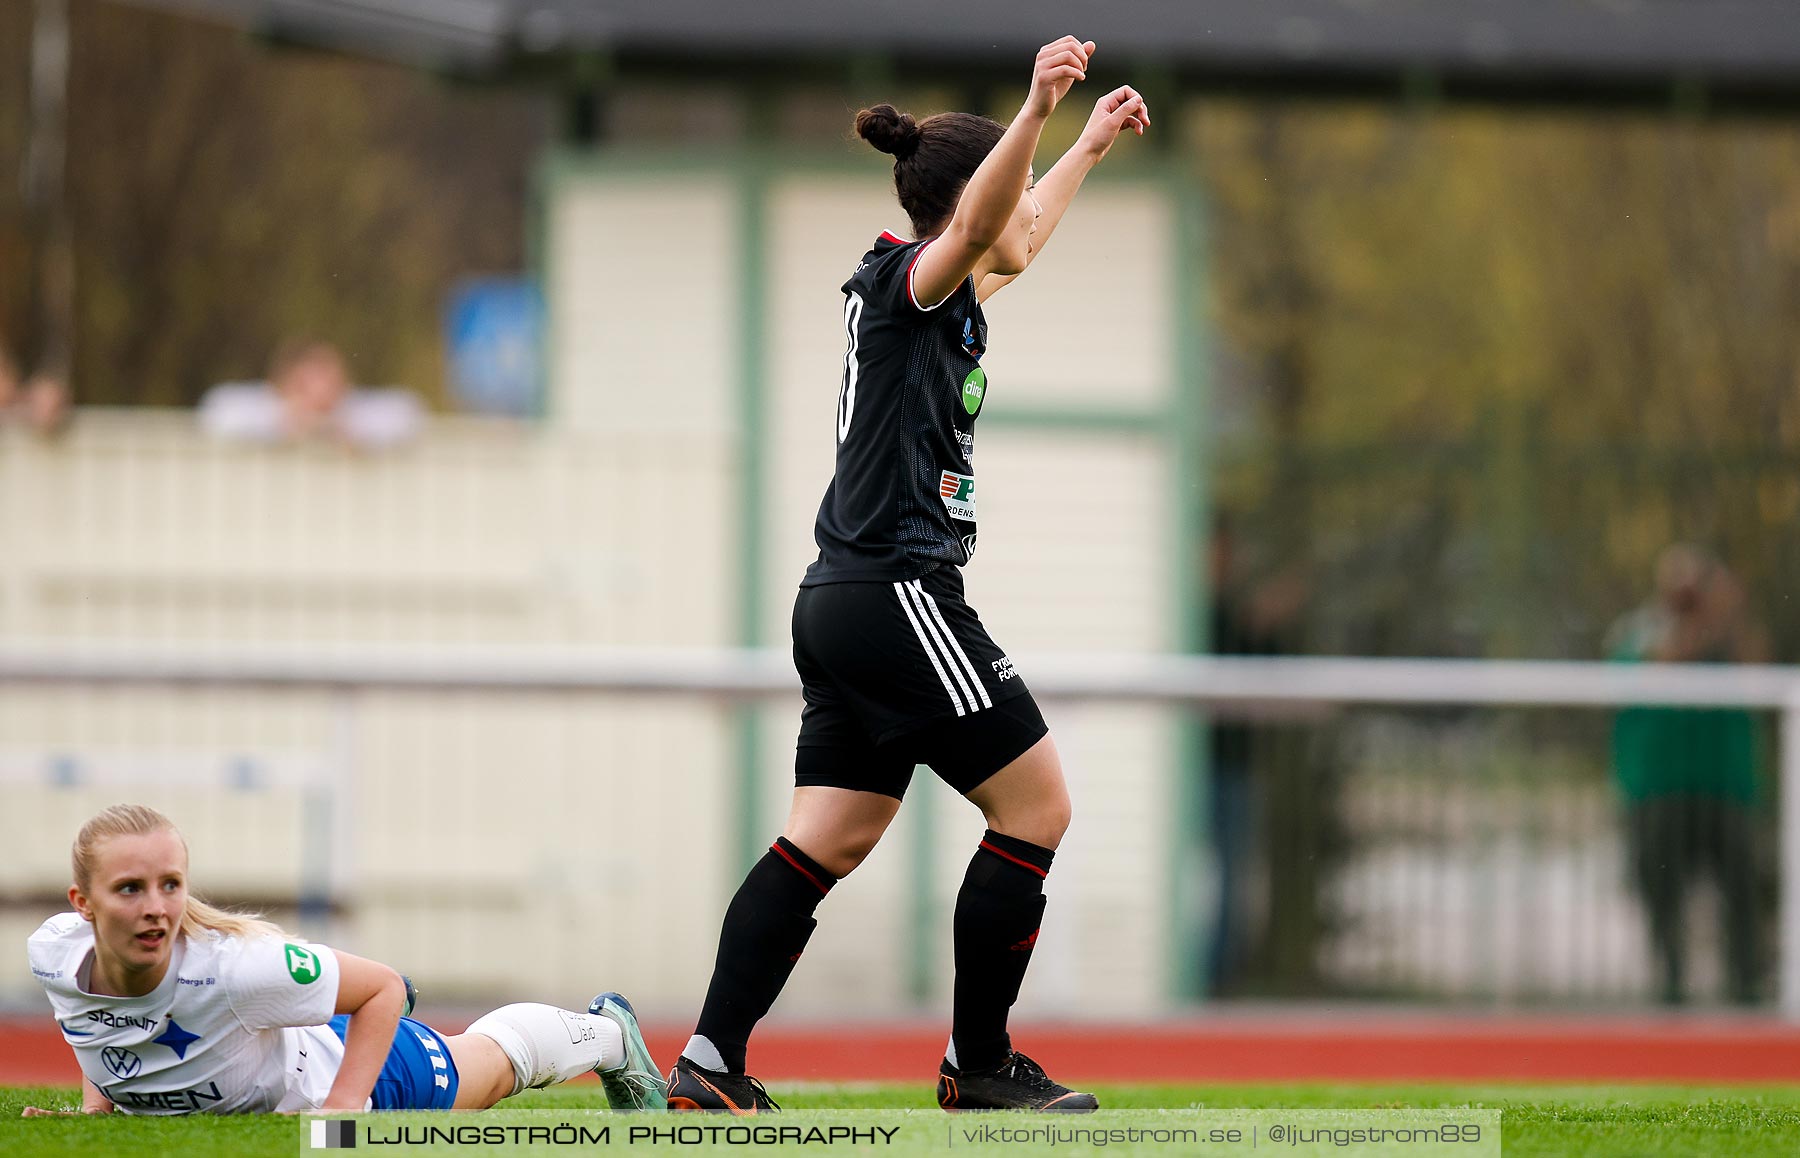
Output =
[
  {"x1": 909, "y1": 37, "x2": 1093, "y2": 308},
  {"x1": 321, "y1": 951, "x2": 408, "y2": 1112},
  {"x1": 977, "y1": 84, "x2": 1150, "y2": 302}
]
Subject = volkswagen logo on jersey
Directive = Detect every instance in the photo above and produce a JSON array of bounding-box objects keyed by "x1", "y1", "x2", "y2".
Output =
[{"x1": 101, "y1": 1046, "x2": 142, "y2": 1080}]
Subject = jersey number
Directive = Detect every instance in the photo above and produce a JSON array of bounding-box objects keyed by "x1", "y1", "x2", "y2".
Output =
[{"x1": 837, "y1": 292, "x2": 864, "y2": 443}]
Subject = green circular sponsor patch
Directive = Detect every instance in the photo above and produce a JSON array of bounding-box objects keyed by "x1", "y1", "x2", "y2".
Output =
[
  {"x1": 284, "y1": 943, "x2": 322, "y2": 985},
  {"x1": 961, "y1": 367, "x2": 986, "y2": 415}
]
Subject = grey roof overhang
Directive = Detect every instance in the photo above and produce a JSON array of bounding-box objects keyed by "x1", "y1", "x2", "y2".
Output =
[{"x1": 115, "y1": 0, "x2": 1800, "y2": 110}]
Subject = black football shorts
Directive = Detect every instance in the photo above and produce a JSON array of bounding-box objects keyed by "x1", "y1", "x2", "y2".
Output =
[{"x1": 791, "y1": 566, "x2": 1048, "y2": 799}]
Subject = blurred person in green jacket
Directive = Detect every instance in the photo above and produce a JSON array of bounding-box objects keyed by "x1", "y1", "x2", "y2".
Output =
[{"x1": 1607, "y1": 543, "x2": 1768, "y2": 1005}]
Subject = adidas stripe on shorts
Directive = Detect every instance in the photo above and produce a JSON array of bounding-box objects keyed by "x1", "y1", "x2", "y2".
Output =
[
  {"x1": 791, "y1": 565, "x2": 1047, "y2": 799},
  {"x1": 326, "y1": 1014, "x2": 459, "y2": 1110}
]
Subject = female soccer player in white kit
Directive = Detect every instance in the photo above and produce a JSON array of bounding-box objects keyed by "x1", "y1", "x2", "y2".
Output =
[{"x1": 24, "y1": 804, "x2": 666, "y2": 1116}]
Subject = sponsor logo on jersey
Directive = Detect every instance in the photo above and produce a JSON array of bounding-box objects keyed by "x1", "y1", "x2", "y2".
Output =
[
  {"x1": 151, "y1": 1017, "x2": 201, "y2": 1060},
  {"x1": 939, "y1": 471, "x2": 976, "y2": 522},
  {"x1": 89, "y1": 1010, "x2": 158, "y2": 1031},
  {"x1": 111, "y1": 1081, "x2": 224, "y2": 1112},
  {"x1": 961, "y1": 315, "x2": 988, "y2": 359},
  {"x1": 176, "y1": 975, "x2": 216, "y2": 987},
  {"x1": 992, "y1": 656, "x2": 1017, "y2": 683},
  {"x1": 962, "y1": 533, "x2": 978, "y2": 559},
  {"x1": 285, "y1": 943, "x2": 322, "y2": 985},
  {"x1": 961, "y1": 367, "x2": 987, "y2": 415},
  {"x1": 101, "y1": 1046, "x2": 142, "y2": 1079},
  {"x1": 32, "y1": 967, "x2": 61, "y2": 981}
]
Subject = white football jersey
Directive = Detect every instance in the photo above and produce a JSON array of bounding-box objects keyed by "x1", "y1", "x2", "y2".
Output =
[{"x1": 28, "y1": 912, "x2": 352, "y2": 1114}]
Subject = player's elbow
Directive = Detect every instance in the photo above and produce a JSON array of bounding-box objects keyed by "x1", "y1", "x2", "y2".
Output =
[
  {"x1": 343, "y1": 957, "x2": 408, "y2": 1018},
  {"x1": 372, "y1": 964, "x2": 407, "y2": 1003}
]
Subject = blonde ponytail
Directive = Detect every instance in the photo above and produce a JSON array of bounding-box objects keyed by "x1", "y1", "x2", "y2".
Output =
[
  {"x1": 179, "y1": 896, "x2": 284, "y2": 941},
  {"x1": 72, "y1": 804, "x2": 287, "y2": 941}
]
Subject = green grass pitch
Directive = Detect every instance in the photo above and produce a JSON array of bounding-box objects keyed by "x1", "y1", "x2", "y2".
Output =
[{"x1": 4, "y1": 1082, "x2": 1799, "y2": 1157}]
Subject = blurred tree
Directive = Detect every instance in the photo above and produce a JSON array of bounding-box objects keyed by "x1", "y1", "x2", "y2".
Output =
[
  {"x1": 1196, "y1": 99, "x2": 1800, "y2": 665},
  {"x1": 0, "y1": 1, "x2": 37, "y2": 367}
]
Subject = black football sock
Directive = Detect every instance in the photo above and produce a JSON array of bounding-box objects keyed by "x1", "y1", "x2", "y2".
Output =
[
  {"x1": 690, "y1": 837, "x2": 837, "y2": 1073},
  {"x1": 951, "y1": 829, "x2": 1055, "y2": 1073}
]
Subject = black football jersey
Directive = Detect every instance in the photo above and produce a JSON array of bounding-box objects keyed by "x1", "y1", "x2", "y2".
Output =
[{"x1": 802, "y1": 231, "x2": 992, "y2": 586}]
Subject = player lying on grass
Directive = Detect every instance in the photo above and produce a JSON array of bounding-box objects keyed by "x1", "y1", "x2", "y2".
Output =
[
  {"x1": 666, "y1": 36, "x2": 1148, "y2": 1114},
  {"x1": 23, "y1": 803, "x2": 665, "y2": 1116}
]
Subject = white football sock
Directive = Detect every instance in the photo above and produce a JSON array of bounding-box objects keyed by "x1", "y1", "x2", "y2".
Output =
[
  {"x1": 466, "y1": 1003, "x2": 625, "y2": 1095},
  {"x1": 680, "y1": 1034, "x2": 727, "y2": 1073}
]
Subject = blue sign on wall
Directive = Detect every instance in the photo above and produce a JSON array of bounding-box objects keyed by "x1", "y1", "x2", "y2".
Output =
[{"x1": 445, "y1": 277, "x2": 544, "y2": 417}]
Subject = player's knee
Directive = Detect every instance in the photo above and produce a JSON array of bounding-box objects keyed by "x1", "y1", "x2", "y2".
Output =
[
  {"x1": 1049, "y1": 792, "x2": 1073, "y2": 841},
  {"x1": 988, "y1": 784, "x2": 1071, "y2": 850},
  {"x1": 1000, "y1": 785, "x2": 1065, "y2": 846},
  {"x1": 812, "y1": 826, "x2": 884, "y2": 877},
  {"x1": 1033, "y1": 789, "x2": 1073, "y2": 848}
]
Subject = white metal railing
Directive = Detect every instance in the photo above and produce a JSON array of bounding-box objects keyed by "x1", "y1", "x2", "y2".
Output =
[
  {"x1": 4, "y1": 642, "x2": 1798, "y2": 1014},
  {"x1": 3, "y1": 642, "x2": 1796, "y2": 705}
]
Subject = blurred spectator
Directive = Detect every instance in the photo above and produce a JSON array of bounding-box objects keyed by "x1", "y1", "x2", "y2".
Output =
[
  {"x1": 1205, "y1": 514, "x2": 1309, "y2": 994},
  {"x1": 1607, "y1": 544, "x2": 1768, "y2": 1005},
  {"x1": 199, "y1": 339, "x2": 422, "y2": 449},
  {"x1": 21, "y1": 372, "x2": 73, "y2": 439},
  {"x1": 0, "y1": 340, "x2": 74, "y2": 440}
]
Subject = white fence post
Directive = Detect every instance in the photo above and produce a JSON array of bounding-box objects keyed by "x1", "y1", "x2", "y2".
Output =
[{"x1": 299, "y1": 689, "x2": 360, "y2": 945}]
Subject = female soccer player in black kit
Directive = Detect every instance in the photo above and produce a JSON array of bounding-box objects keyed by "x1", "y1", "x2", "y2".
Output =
[{"x1": 667, "y1": 37, "x2": 1149, "y2": 1114}]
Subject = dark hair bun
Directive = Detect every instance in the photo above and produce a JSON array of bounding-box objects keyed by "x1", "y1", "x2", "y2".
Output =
[{"x1": 856, "y1": 104, "x2": 922, "y2": 160}]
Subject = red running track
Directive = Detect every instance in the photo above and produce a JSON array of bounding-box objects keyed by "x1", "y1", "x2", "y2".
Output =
[{"x1": 5, "y1": 1016, "x2": 1800, "y2": 1085}]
